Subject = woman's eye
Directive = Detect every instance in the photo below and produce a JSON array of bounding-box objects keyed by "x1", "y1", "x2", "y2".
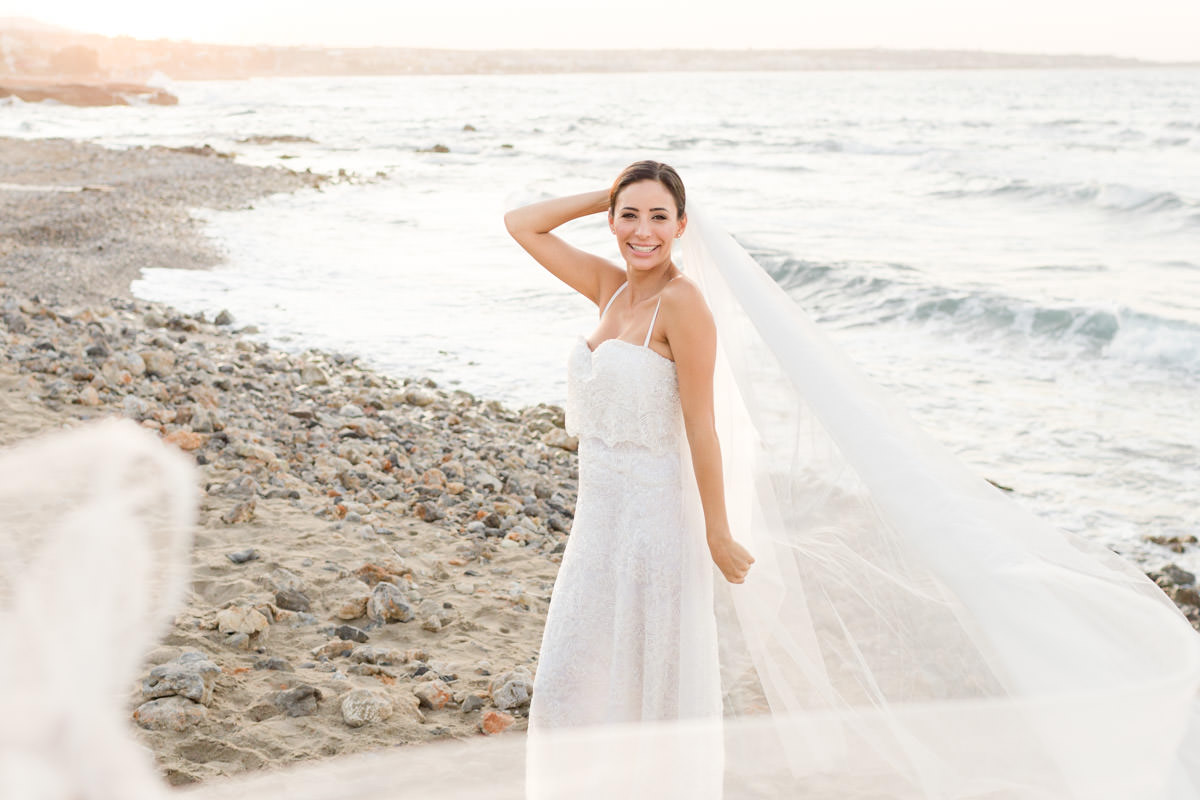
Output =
[
  {"x1": 622, "y1": 213, "x2": 635, "y2": 219},
  {"x1": 653, "y1": 215, "x2": 667, "y2": 221}
]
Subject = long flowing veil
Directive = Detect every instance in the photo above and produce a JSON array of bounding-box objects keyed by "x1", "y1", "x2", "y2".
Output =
[{"x1": 3, "y1": 207, "x2": 1199, "y2": 799}]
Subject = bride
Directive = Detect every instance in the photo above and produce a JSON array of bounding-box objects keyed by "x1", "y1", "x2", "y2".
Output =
[{"x1": 503, "y1": 160, "x2": 754, "y2": 734}]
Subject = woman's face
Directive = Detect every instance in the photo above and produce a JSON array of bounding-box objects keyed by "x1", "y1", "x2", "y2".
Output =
[{"x1": 609, "y1": 179, "x2": 686, "y2": 271}]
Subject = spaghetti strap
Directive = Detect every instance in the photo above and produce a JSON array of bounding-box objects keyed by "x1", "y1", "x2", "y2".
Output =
[
  {"x1": 600, "y1": 281, "x2": 628, "y2": 318},
  {"x1": 643, "y1": 297, "x2": 662, "y2": 347}
]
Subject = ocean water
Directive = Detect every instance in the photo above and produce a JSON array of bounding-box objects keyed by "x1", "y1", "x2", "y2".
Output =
[{"x1": 4, "y1": 69, "x2": 1198, "y2": 567}]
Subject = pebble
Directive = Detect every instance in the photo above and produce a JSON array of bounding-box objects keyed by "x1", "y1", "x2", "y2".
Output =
[
  {"x1": 220, "y1": 499, "x2": 257, "y2": 525},
  {"x1": 216, "y1": 605, "x2": 270, "y2": 636},
  {"x1": 479, "y1": 709, "x2": 514, "y2": 735},
  {"x1": 490, "y1": 667, "x2": 534, "y2": 710},
  {"x1": 367, "y1": 581, "x2": 414, "y2": 624},
  {"x1": 226, "y1": 548, "x2": 259, "y2": 564},
  {"x1": 413, "y1": 679, "x2": 453, "y2": 710},
  {"x1": 132, "y1": 696, "x2": 208, "y2": 731},
  {"x1": 341, "y1": 688, "x2": 393, "y2": 727},
  {"x1": 274, "y1": 588, "x2": 312, "y2": 612},
  {"x1": 333, "y1": 624, "x2": 370, "y2": 642},
  {"x1": 273, "y1": 684, "x2": 323, "y2": 717},
  {"x1": 142, "y1": 652, "x2": 221, "y2": 706}
]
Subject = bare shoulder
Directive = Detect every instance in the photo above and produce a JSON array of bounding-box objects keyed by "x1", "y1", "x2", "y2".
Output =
[{"x1": 661, "y1": 274, "x2": 714, "y2": 329}]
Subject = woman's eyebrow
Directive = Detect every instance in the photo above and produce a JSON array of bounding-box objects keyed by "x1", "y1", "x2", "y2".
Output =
[{"x1": 620, "y1": 206, "x2": 669, "y2": 212}]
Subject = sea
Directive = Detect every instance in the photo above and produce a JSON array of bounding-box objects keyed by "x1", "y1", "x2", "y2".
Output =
[{"x1": 3, "y1": 68, "x2": 1198, "y2": 568}]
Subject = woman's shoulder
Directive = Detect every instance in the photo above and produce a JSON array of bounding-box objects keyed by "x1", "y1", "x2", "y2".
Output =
[{"x1": 661, "y1": 273, "x2": 710, "y2": 318}]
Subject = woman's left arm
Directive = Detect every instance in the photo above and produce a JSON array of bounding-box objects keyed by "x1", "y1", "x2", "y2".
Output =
[{"x1": 669, "y1": 282, "x2": 755, "y2": 584}]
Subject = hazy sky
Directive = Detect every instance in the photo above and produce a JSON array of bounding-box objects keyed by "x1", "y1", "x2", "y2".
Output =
[{"x1": 7, "y1": 0, "x2": 1200, "y2": 61}]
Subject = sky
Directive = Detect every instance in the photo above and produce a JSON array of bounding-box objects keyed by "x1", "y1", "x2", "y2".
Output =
[{"x1": 5, "y1": 0, "x2": 1200, "y2": 62}]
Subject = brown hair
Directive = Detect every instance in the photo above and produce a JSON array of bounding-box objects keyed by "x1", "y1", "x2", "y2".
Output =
[{"x1": 608, "y1": 160, "x2": 686, "y2": 218}]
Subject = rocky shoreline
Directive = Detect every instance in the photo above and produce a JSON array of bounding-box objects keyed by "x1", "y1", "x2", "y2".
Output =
[
  {"x1": 0, "y1": 137, "x2": 576, "y2": 785},
  {"x1": 1, "y1": 136, "x2": 1195, "y2": 788},
  {"x1": 0, "y1": 288, "x2": 577, "y2": 785}
]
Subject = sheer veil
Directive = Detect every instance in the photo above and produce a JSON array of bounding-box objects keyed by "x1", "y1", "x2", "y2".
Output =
[{"x1": 3, "y1": 205, "x2": 1199, "y2": 799}]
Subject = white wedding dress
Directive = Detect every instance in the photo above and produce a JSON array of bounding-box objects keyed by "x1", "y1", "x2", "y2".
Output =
[{"x1": 528, "y1": 280, "x2": 722, "y2": 730}]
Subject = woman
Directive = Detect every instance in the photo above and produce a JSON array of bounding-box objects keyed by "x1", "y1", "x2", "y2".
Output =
[{"x1": 503, "y1": 160, "x2": 754, "y2": 733}]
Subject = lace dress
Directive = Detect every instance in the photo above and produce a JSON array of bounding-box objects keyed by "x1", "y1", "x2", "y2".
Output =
[{"x1": 527, "y1": 281, "x2": 722, "y2": 730}]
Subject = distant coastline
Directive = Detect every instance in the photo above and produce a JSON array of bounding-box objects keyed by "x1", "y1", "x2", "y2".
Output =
[{"x1": 2, "y1": 16, "x2": 1196, "y2": 84}]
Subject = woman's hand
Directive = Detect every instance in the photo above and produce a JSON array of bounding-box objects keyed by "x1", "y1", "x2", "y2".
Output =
[{"x1": 708, "y1": 531, "x2": 755, "y2": 584}]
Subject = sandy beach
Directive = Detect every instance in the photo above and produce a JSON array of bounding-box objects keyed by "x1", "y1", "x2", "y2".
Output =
[
  {"x1": 1, "y1": 137, "x2": 580, "y2": 786},
  {"x1": 1, "y1": 135, "x2": 1196, "y2": 789}
]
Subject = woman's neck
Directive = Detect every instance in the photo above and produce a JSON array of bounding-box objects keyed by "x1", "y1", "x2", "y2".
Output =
[{"x1": 624, "y1": 262, "x2": 678, "y2": 303}]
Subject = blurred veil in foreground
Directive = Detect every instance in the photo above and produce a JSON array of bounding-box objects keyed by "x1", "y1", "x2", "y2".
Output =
[{"x1": 2, "y1": 205, "x2": 1198, "y2": 799}]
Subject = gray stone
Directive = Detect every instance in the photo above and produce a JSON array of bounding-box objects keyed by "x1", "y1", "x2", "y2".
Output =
[
  {"x1": 404, "y1": 386, "x2": 437, "y2": 407},
  {"x1": 142, "y1": 651, "x2": 221, "y2": 705},
  {"x1": 367, "y1": 581, "x2": 413, "y2": 624},
  {"x1": 227, "y1": 548, "x2": 259, "y2": 564},
  {"x1": 461, "y1": 693, "x2": 485, "y2": 713},
  {"x1": 254, "y1": 657, "x2": 294, "y2": 671},
  {"x1": 341, "y1": 688, "x2": 393, "y2": 727},
  {"x1": 275, "y1": 588, "x2": 311, "y2": 612},
  {"x1": 214, "y1": 309, "x2": 235, "y2": 326},
  {"x1": 300, "y1": 364, "x2": 328, "y2": 385},
  {"x1": 142, "y1": 349, "x2": 176, "y2": 377},
  {"x1": 273, "y1": 684, "x2": 322, "y2": 717},
  {"x1": 1164, "y1": 564, "x2": 1196, "y2": 586},
  {"x1": 334, "y1": 624, "x2": 370, "y2": 643},
  {"x1": 132, "y1": 696, "x2": 207, "y2": 731},
  {"x1": 490, "y1": 667, "x2": 534, "y2": 710}
]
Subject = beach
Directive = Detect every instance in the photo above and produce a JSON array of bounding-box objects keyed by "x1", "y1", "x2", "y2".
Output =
[
  {"x1": 1, "y1": 137, "x2": 579, "y2": 785},
  {"x1": 1, "y1": 134, "x2": 1197, "y2": 788}
]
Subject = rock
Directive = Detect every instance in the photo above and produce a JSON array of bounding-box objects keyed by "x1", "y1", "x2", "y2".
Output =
[
  {"x1": 214, "y1": 309, "x2": 235, "y2": 325},
  {"x1": 274, "y1": 588, "x2": 311, "y2": 612},
  {"x1": 418, "y1": 144, "x2": 450, "y2": 154},
  {"x1": 163, "y1": 429, "x2": 205, "y2": 451},
  {"x1": 132, "y1": 696, "x2": 207, "y2": 731},
  {"x1": 480, "y1": 709, "x2": 514, "y2": 735},
  {"x1": 226, "y1": 548, "x2": 259, "y2": 564},
  {"x1": 414, "y1": 502, "x2": 443, "y2": 522},
  {"x1": 121, "y1": 395, "x2": 152, "y2": 420},
  {"x1": 542, "y1": 428, "x2": 578, "y2": 452},
  {"x1": 220, "y1": 499, "x2": 257, "y2": 524},
  {"x1": 142, "y1": 652, "x2": 220, "y2": 705},
  {"x1": 254, "y1": 657, "x2": 294, "y2": 671},
  {"x1": 273, "y1": 684, "x2": 322, "y2": 717},
  {"x1": 1164, "y1": 564, "x2": 1196, "y2": 586},
  {"x1": 142, "y1": 349, "x2": 176, "y2": 377},
  {"x1": 300, "y1": 364, "x2": 328, "y2": 385},
  {"x1": 460, "y1": 693, "x2": 485, "y2": 713},
  {"x1": 367, "y1": 582, "x2": 414, "y2": 624},
  {"x1": 333, "y1": 624, "x2": 370, "y2": 643},
  {"x1": 341, "y1": 688, "x2": 394, "y2": 727},
  {"x1": 490, "y1": 668, "x2": 533, "y2": 710},
  {"x1": 216, "y1": 605, "x2": 270, "y2": 636},
  {"x1": 413, "y1": 679, "x2": 453, "y2": 710},
  {"x1": 419, "y1": 599, "x2": 455, "y2": 632},
  {"x1": 190, "y1": 405, "x2": 223, "y2": 433},
  {"x1": 404, "y1": 386, "x2": 437, "y2": 406},
  {"x1": 312, "y1": 639, "x2": 355, "y2": 659},
  {"x1": 332, "y1": 578, "x2": 371, "y2": 620},
  {"x1": 349, "y1": 645, "x2": 406, "y2": 665}
]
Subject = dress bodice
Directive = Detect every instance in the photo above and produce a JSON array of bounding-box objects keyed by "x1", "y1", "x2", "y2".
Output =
[{"x1": 565, "y1": 335, "x2": 682, "y2": 455}]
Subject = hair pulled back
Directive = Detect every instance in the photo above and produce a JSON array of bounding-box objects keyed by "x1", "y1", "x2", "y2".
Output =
[{"x1": 608, "y1": 160, "x2": 686, "y2": 218}]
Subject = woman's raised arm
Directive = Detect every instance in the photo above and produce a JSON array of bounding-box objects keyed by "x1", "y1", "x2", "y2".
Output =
[{"x1": 503, "y1": 190, "x2": 623, "y2": 306}]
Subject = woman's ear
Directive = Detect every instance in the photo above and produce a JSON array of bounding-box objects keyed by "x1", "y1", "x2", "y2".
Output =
[
  {"x1": 676, "y1": 213, "x2": 687, "y2": 239},
  {"x1": 608, "y1": 211, "x2": 615, "y2": 233}
]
